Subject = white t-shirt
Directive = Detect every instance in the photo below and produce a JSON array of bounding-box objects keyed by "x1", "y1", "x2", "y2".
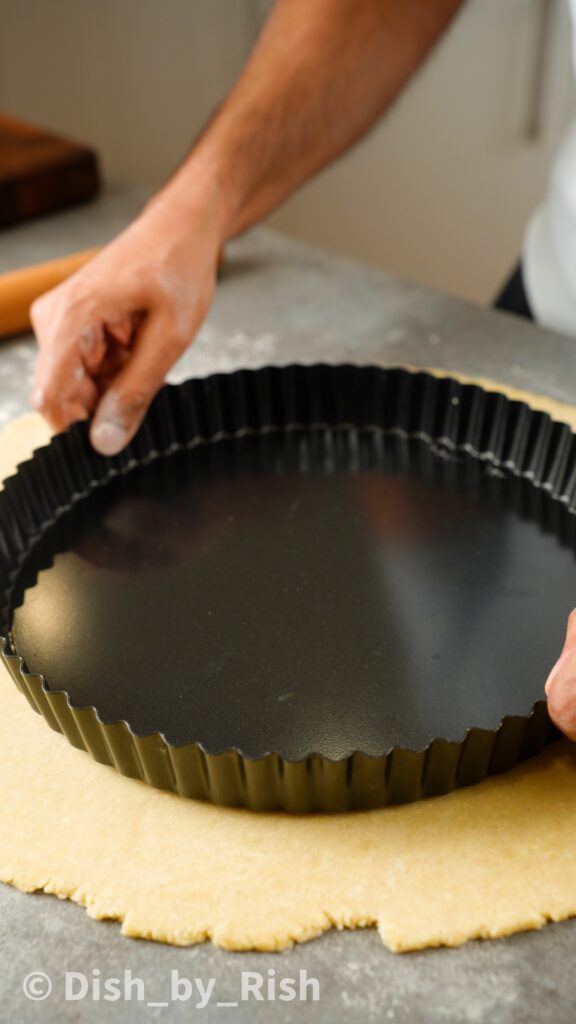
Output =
[{"x1": 523, "y1": 0, "x2": 576, "y2": 335}]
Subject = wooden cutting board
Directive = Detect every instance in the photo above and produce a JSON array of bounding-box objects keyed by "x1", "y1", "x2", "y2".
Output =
[{"x1": 0, "y1": 113, "x2": 100, "y2": 228}]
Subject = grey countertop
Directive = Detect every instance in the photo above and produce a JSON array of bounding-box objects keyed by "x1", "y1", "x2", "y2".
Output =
[{"x1": 1, "y1": 189, "x2": 575, "y2": 1024}]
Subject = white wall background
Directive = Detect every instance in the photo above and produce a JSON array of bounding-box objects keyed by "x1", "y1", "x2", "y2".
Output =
[
  {"x1": 1, "y1": 0, "x2": 575, "y2": 303},
  {"x1": 0, "y1": 0, "x2": 253, "y2": 183}
]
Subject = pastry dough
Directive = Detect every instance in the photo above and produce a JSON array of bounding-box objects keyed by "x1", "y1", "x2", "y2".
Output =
[{"x1": 2, "y1": 376, "x2": 576, "y2": 954}]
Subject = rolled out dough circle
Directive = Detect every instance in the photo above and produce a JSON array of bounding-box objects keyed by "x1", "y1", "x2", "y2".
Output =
[{"x1": 2, "y1": 375, "x2": 576, "y2": 954}]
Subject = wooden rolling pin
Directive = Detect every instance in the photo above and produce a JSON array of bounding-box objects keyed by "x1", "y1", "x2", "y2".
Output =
[{"x1": 0, "y1": 248, "x2": 100, "y2": 338}]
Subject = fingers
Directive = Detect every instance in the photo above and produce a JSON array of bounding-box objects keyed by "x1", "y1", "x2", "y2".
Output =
[
  {"x1": 28, "y1": 210, "x2": 219, "y2": 448},
  {"x1": 31, "y1": 296, "x2": 110, "y2": 429},
  {"x1": 31, "y1": 351, "x2": 101, "y2": 431},
  {"x1": 90, "y1": 312, "x2": 185, "y2": 456},
  {"x1": 30, "y1": 278, "x2": 141, "y2": 431},
  {"x1": 544, "y1": 609, "x2": 576, "y2": 740}
]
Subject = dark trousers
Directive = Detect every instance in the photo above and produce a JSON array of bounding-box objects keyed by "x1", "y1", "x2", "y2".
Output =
[{"x1": 494, "y1": 263, "x2": 533, "y2": 321}]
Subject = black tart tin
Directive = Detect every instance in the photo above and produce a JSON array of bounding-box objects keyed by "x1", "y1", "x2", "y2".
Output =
[{"x1": 0, "y1": 365, "x2": 568, "y2": 812}]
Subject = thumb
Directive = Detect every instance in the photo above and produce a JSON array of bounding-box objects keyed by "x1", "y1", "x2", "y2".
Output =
[
  {"x1": 90, "y1": 313, "x2": 184, "y2": 456},
  {"x1": 545, "y1": 610, "x2": 576, "y2": 740}
]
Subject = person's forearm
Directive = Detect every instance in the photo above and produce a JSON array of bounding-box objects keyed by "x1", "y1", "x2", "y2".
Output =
[
  {"x1": 154, "y1": 0, "x2": 463, "y2": 239},
  {"x1": 28, "y1": 0, "x2": 463, "y2": 459}
]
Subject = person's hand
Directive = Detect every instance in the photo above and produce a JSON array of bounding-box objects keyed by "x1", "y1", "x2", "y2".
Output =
[
  {"x1": 30, "y1": 194, "x2": 222, "y2": 456},
  {"x1": 545, "y1": 610, "x2": 576, "y2": 739}
]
